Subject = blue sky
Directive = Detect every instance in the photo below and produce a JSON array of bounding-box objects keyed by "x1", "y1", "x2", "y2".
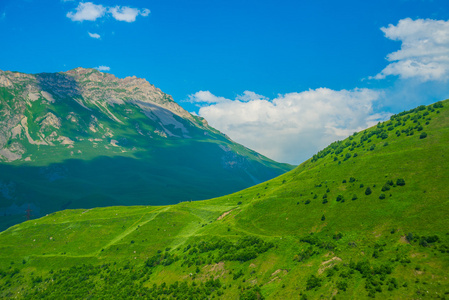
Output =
[{"x1": 1, "y1": 0, "x2": 449, "y2": 164}]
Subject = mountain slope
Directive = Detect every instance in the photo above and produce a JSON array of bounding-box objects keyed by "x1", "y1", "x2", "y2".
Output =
[
  {"x1": 0, "y1": 100, "x2": 448, "y2": 299},
  {"x1": 0, "y1": 68, "x2": 293, "y2": 230}
]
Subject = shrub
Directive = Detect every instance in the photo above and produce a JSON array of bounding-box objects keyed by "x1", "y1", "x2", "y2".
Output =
[
  {"x1": 433, "y1": 101, "x2": 443, "y2": 108},
  {"x1": 352, "y1": 194, "x2": 357, "y2": 200},
  {"x1": 336, "y1": 195, "x2": 344, "y2": 202},
  {"x1": 365, "y1": 187, "x2": 372, "y2": 195},
  {"x1": 305, "y1": 200, "x2": 311, "y2": 205},
  {"x1": 306, "y1": 275, "x2": 322, "y2": 290},
  {"x1": 333, "y1": 233, "x2": 343, "y2": 240},
  {"x1": 337, "y1": 280, "x2": 348, "y2": 291},
  {"x1": 420, "y1": 132, "x2": 427, "y2": 139},
  {"x1": 321, "y1": 215, "x2": 325, "y2": 221},
  {"x1": 396, "y1": 179, "x2": 405, "y2": 186},
  {"x1": 379, "y1": 194, "x2": 386, "y2": 199}
]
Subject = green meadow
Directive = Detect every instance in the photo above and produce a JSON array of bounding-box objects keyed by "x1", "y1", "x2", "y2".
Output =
[{"x1": 0, "y1": 100, "x2": 448, "y2": 299}]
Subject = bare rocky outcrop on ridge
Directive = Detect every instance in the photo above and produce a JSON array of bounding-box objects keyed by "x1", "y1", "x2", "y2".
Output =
[{"x1": 0, "y1": 68, "x2": 207, "y2": 161}]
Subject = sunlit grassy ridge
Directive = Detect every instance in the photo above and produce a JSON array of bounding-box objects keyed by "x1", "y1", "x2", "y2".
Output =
[{"x1": 0, "y1": 100, "x2": 448, "y2": 299}]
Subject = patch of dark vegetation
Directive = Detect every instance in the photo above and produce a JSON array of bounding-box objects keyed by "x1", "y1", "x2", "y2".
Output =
[
  {"x1": 18, "y1": 263, "x2": 229, "y2": 299},
  {"x1": 181, "y1": 236, "x2": 274, "y2": 266}
]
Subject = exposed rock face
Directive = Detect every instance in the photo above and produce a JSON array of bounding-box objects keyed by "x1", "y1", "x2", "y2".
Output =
[{"x1": 0, "y1": 68, "x2": 204, "y2": 160}]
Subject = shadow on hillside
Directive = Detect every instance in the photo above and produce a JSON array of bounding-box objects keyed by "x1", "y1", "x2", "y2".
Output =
[
  {"x1": 35, "y1": 72, "x2": 82, "y2": 100},
  {"x1": 0, "y1": 146, "x2": 289, "y2": 231}
]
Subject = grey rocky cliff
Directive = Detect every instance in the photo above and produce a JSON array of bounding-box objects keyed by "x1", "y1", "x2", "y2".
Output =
[{"x1": 0, "y1": 68, "x2": 211, "y2": 162}]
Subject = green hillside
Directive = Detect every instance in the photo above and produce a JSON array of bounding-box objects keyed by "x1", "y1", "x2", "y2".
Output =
[
  {"x1": 0, "y1": 100, "x2": 448, "y2": 299},
  {"x1": 0, "y1": 68, "x2": 293, "y2": 231}
]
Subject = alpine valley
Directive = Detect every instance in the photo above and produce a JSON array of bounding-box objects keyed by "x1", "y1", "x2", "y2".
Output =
[
  {"x1": 0, "y1": 88, "x2": 448, "y2": 299},
  {"x1": 0, "y1": 68, "x2": 294, "y2": 231}
]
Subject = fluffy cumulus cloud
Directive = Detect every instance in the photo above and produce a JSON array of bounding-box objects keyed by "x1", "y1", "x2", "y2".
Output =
[
  {"x1": 67, "y1": 2, "x2": 149, "y2": 22},
  {"x1": 88, "y1": 32, "x2": 101, "y2": 39},
  {"x1": 374, "y1": 18, "x2": 449, "y2": 82},
  {"x1": 190, "y1": 89, "x2": 389, "y2": 164},
  {"x1": 109, "y1": 6, "x2": 150, "y2": 22},
  {"x1": 67, "y1": 2, "x2": 106, "y2": 21},
  {"x1": 95, "y1": 65, "x2": 110, "y2": 71}
]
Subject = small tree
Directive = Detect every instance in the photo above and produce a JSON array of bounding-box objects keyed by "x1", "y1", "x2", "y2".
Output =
[
  {"x1": 365, "y1": 187, "x2": 372, "y2": 195},
  {"x1": 420, "y1": 132, "x2": 427, "y2": 139},
  {"x1": 321, "y1": 215, "x2": 325, "y2": 221}
]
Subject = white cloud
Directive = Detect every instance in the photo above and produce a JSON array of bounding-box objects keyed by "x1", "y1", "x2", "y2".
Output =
[
  {"x1": 88, "y1": 32, "x2": 101, "y2": 39},
  {"x1": 189, "y1": 91, "x2": 229, "y2": 104},
  {"x1": 109, "y1": 6, "x2": 150, "y2": 22},
  {"x1": 141, "y1": 9, "x2": 151, "y2": 17},
  {"x1": 67, "y1": 2, "x2": 106, "y2": 22},
  {"x1": 67, "y1": 3, "x2": 150, "y2": 23},
  {"x1": 95, "y1": 66, "x2": 110, "y2": 71},
  {"x1": 374, "y1": 18, "x2": 449, "y2": 81},
  {"x1": 236, "y1": 91, "x2": 268, "y2": 102},
  {"x1": 193, "y1": 89, "x2": 389, "y2": 164}
]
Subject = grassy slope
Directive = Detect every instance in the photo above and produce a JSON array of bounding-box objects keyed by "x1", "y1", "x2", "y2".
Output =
[
  {"x1": 0, "y1": 83, "x2": 293, "y2": 231},
  {"x1": 0, "y1": 100, "x2": 448, "y2": 299}
]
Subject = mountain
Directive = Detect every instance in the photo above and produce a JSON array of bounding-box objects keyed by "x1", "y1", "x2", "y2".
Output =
[
  {"x1": 0, "y1": 68, "x2": 293, "y2": 231},
  {"x1": 0, "y1": 100, "x2": 447, "y2": 299}
]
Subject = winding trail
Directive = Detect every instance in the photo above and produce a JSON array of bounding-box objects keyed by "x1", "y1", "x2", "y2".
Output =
[{"x1": 93, "y1": 206, "x2": 169, "y2": 255}]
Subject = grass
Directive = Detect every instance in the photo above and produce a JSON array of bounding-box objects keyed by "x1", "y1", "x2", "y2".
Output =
[
  {"x1": 1, "y1": 75, "x2": 293, "y2": 231},
  {"x1": 0, "y1": 100, "x2": 448, "y2": 299}
]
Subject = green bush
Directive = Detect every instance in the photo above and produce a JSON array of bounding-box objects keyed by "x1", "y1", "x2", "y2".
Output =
[
  {"x1": 381, "y1": 184, "x2": 390, "y2": 192},
  {"x1": 396, "y1": 179, "x2": 405, "y2": 186},
  {"x1": 306, "y1": 275, "x2": 322, "y2": 290},
  {"x1": 420, "y1": 132, "x2": 427, "y2": 139},
  {"x1": 365, "y1": 187, "x2": 372, "y2": 195}
]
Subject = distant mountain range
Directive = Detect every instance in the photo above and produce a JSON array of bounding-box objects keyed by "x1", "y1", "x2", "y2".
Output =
[{"x1": 0, "y1": 68, "x2": 293, "y2": 230}]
